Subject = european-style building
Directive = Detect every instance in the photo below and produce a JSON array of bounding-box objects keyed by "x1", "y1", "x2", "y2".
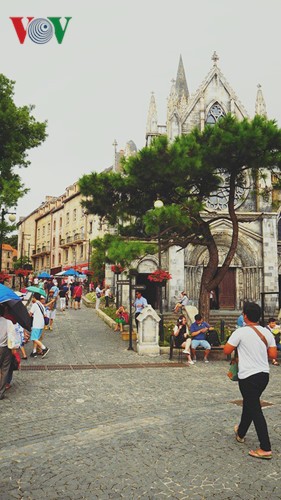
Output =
[{"x1": 17, "y1": 52, "x2": 281, "y2": 315}]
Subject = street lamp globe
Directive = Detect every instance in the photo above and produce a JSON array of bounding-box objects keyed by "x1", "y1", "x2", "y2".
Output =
[
  {"x1": 8, "y1": 214, "x2": 16, "y2": 223},
  {"x1": 154, "y1": 199, "x2": 163, "y2": 209}
]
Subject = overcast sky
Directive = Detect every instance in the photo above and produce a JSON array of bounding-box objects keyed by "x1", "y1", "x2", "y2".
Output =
[{"x1": 2, "y1": 0, "x2": 281, "y2": 219}]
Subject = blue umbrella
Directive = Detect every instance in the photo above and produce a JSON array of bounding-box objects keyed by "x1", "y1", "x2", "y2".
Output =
[
  {"x1": 62, "y1": 268, "x2": 79, "y2": 276},
  {"x1": 37, "y1": 272, "x2": 51, "y2": 279},
  {"x1": 0, "y1": 284, "x2": 21, "y2": 303}
]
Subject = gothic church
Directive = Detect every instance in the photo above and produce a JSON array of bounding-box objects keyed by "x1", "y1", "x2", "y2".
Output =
[{"x1": 137, "y1": 52, "x2": 279, "y2": 314}]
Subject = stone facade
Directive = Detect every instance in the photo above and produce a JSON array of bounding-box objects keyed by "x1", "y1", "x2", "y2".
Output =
[{"x1": 143, "y1": 52, "x2": 279, "y2": 313}]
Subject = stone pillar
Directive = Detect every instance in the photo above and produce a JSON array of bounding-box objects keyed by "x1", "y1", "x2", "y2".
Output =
[
  {"x1": 168, "y1": 246, "x2": 185, "y2": 309},
  {"x1": 262, "y1": 214, "x2": 279, "y2": 315},
  {"x1": 137, "y1": 305, "x2": 160, "y2": 356}
]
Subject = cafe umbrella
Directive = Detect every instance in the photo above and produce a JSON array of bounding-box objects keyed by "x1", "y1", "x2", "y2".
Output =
[
  {"x1": 61, "y1": 268, "x2": 79, "y2": 276},
  {"x1": 37, "y1": 272, "x2": 51, "y2": 279},
  {"x1": 0, "y1": 283, "x2": 32, "y2": 331}
]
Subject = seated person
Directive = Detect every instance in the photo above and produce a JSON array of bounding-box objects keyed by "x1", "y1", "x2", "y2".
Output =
[
  {"x1": 174, "y1": 292, "x2": 189, "y2": 313},
  {"x1": 190, "y1": 314, "x2": 211, "y2": 363},
  {"x1": 173, "y1": 315, "x2": 194, "y2": 364},
  {"x1": 236, "y1": 313, "x2": 245, "y2": 328},
  {"x1": 114, "y1": 306, "x2": 129, "y2": 332},
  {"x1": 266, "y1": 317, "x2": 281, "y2": 366}
]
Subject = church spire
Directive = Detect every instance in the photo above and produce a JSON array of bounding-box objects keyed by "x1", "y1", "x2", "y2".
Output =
[
  {"x1": 175, "y1": 55, "x2": 189, "y2": 100},
  {"x1": 146, "y1": 92, "x2": 158, "y2": 135},
  {"x1": 146, "y1": 92, "x2": 158, "y2": 146},
  {"x1": 255, "y1": 84, "x2": 267, "y2": 118}
]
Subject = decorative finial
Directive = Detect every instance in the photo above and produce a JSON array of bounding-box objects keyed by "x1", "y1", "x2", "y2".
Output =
[{"x1": 212, "y1": 51, "x2": 219, "y2": 66}]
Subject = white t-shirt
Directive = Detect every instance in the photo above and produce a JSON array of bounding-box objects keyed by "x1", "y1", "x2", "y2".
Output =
[
  {"x1": 227, "y1": 325, "x2": 276, "y2": 379},
  {"x1": 0, "y1": 317, "x2": 15, "y2": 347},
  {"x1": 30, "y1": 301, "x2": 45, "y2": 329}
]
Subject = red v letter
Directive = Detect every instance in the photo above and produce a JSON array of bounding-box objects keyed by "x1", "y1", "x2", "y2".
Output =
[{"x1": 10, "y1": 17, "x2": 34, "y2": 44}]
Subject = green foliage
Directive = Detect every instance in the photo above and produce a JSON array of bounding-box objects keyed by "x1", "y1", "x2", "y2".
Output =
[
  {"x1": 13, "y1": 255, "x2": 32, "y2": 270},
  {"x1": 106, "y1": 237, "x2": 157, "y2": 268},
  {"x1": 79, "y1": 114, "x2": 281, "y2": 314},
  {"x1": 0, "y1": 75, "x2": 47, "y2": 209},
  {"x1": 90, "y1": 234, "x2": 157, "y2": 275},
  {"x1": 5, "y1": 234, "x2": 18, "y2": 249}
]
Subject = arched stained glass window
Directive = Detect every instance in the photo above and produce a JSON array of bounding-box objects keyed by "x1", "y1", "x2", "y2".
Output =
[{"x1": 206, "y1": 103, "x2": 225, "y2": 125}]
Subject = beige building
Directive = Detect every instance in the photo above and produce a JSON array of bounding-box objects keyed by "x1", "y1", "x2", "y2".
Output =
[
  {"x1": 18, "y1": 182, "x2": 105, "y2": 275},
  {"x1": 1, "y1": 244, "x2": 17, "y2": 273}
]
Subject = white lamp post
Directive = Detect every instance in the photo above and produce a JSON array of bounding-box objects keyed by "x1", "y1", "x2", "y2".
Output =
[{"x1": 153, "y1": 198, "x2": 164, "y2": 342}]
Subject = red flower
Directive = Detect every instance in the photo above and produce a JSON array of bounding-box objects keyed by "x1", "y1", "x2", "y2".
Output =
[
  {"x1": 15, "y1": 269, "x2": 30, "y2": 277},
  {"x1": 0, "y1": 273, "x2": 10, "y2": 282},
  {"x1": 147, "y1": 269, "x2": 172, "y2": 283},
  {"x1": 111, "y1": 264, "x2": 125, "y2": 274}
]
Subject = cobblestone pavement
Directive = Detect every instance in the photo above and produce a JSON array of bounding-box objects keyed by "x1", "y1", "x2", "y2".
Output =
[{"x1": 0, "y1": 304, "x2": 281, "y2": 499}]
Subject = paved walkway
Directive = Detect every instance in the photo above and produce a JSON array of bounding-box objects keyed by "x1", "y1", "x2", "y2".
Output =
[{"x1": 0, "y1": 303, "x2": 281, "y2": 499}]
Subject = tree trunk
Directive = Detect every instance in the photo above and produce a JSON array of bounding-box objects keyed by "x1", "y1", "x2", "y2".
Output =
[{"x1": 198, "y1": 173, "x2": 239, "y2": 322}]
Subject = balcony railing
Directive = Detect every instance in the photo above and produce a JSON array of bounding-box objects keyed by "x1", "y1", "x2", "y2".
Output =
[{"x1": 59, "y1": 234, "x2": 85, "y2": 247}]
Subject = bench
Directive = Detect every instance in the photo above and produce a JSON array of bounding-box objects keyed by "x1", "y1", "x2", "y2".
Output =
[{"x1": 169, "y1": 335, "x2": 228, "y2": 362}]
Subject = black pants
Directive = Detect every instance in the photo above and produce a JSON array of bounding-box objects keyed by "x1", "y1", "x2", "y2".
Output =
[
  {"x1": 0, "y1": 347, "x2": 12, "y2": 398},
  {"x1": 238, "y1": 372, "x2": 271, "y2": 451},
  {"x1": 135, "y1": 312, "x2": 141, "y2": 331}
]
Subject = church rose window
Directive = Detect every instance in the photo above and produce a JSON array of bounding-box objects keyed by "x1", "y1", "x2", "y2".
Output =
[
  {"x1": 206, "y1": 103, "x2": 225, "y2": 125},
  {"x1": 205, "y1": 171, "x2": 249, "y2": 211}
]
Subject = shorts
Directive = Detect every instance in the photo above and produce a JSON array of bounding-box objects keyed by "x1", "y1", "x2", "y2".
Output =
[
  {"x1": 116, "y1": 318, "x2": 125, "y2": 324},
  {"x1": 191, "y1": 339, "x2": 211, "y2": 350},
  {"x1": 74, "y1": 296, "x2": 81, "y2": 302},
  {"x1": 46, "y1": 309, "x2": 56, "y2": 320},
  {"x1": 30, "y1": 328, "x2": 43, "y2": 341}
]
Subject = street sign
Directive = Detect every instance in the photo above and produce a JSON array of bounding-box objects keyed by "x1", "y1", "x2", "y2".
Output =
[
  {"x1": 116, "y1": 280, "x2": 130, "y2": 285},
  {"x1": 132, "y1": 285, "x2": 146, "y2": 290}
]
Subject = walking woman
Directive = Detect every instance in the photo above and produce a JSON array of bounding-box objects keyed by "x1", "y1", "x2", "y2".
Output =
[{"x1": 224, "y1": 302, "x2": 277, "y2": 460}]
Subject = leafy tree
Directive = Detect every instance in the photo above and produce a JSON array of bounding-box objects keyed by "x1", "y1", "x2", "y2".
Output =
[
  {"x1": 0, "y1": 74, "x2": 47, "y2": 240},
  {"x1": 79, "y1": 115, "x2": 281, "y2": 318},
  {"x1": 90, "y1": 234, "x2": 157, "y2": 283},
  {"x1": 5, "y1": 234, "x2": 18, "y2": 249}
]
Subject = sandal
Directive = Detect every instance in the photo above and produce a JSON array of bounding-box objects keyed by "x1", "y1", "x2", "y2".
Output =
[
  {"x1": 272, "y1": 360, "x2": 279, "y2": 366},
  {"x1": 249, "y1": 449, "x2": 272, "y2": 460},
  {"x1": 234, "y1": 424, "x2": 245, "y2": 443}
]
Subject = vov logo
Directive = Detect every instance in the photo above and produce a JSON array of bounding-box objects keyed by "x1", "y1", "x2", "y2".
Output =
[{"x1": 10, "y1": 17, "x2": 72, "y2": 44}]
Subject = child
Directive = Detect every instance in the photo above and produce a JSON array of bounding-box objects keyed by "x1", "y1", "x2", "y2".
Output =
[{"x1": 114, "y1": 306, "x2": 129, "y2": 332}]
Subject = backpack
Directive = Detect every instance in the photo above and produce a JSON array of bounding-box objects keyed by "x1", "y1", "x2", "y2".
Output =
[{"x1": 206, "y1": 329, "x2": 220, "y2": 346}]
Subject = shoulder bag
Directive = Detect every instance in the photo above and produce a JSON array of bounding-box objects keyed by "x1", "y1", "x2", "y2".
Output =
[{"x1": 227, "y1": 348, "x2": 238, "y2": 381}]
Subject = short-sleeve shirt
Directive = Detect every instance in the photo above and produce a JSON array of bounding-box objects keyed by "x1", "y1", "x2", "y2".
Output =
[
  {"x1": 190, "y1": 321, "x2": 209, "y2": 340},
  {"x1": 227, "y1": 325, "x2": 276, "y2": 379},
  {"x1": 30, "y1": 301, "x2": 45, "y2": 329}
]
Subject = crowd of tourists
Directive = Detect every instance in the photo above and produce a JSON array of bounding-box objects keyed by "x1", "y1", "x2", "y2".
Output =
[{"x1": 0, "y1": 276, "x2": 88, "y2": 401}]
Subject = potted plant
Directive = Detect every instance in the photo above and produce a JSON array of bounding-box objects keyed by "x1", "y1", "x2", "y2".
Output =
[
  {"x1": 147, "y1": 269, "x2": 172, "y2": 285},
  {"x1": 111, "y1": 264, "x2": 125, "y2": 274}
]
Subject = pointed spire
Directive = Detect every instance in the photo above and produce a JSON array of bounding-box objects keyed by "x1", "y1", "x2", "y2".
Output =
[
  {"x1": 175, "y1": 55, "x2": 189, "y2": 100},
  {"x1": 146, "y1": 92, "x2": 158, "y2": 134},
  {"x1": 255, "y1": 84, "x2": 267, "y2": 118}
]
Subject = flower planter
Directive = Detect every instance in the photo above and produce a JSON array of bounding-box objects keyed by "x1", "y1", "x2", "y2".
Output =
[{"x1": 121, "y1": 331, "x2": 137, "y2": 341}]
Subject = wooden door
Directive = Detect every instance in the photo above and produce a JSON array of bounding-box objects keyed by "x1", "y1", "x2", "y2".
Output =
[{"x1": 218, "y1": 269, "x2": 236, "y2": 309}]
